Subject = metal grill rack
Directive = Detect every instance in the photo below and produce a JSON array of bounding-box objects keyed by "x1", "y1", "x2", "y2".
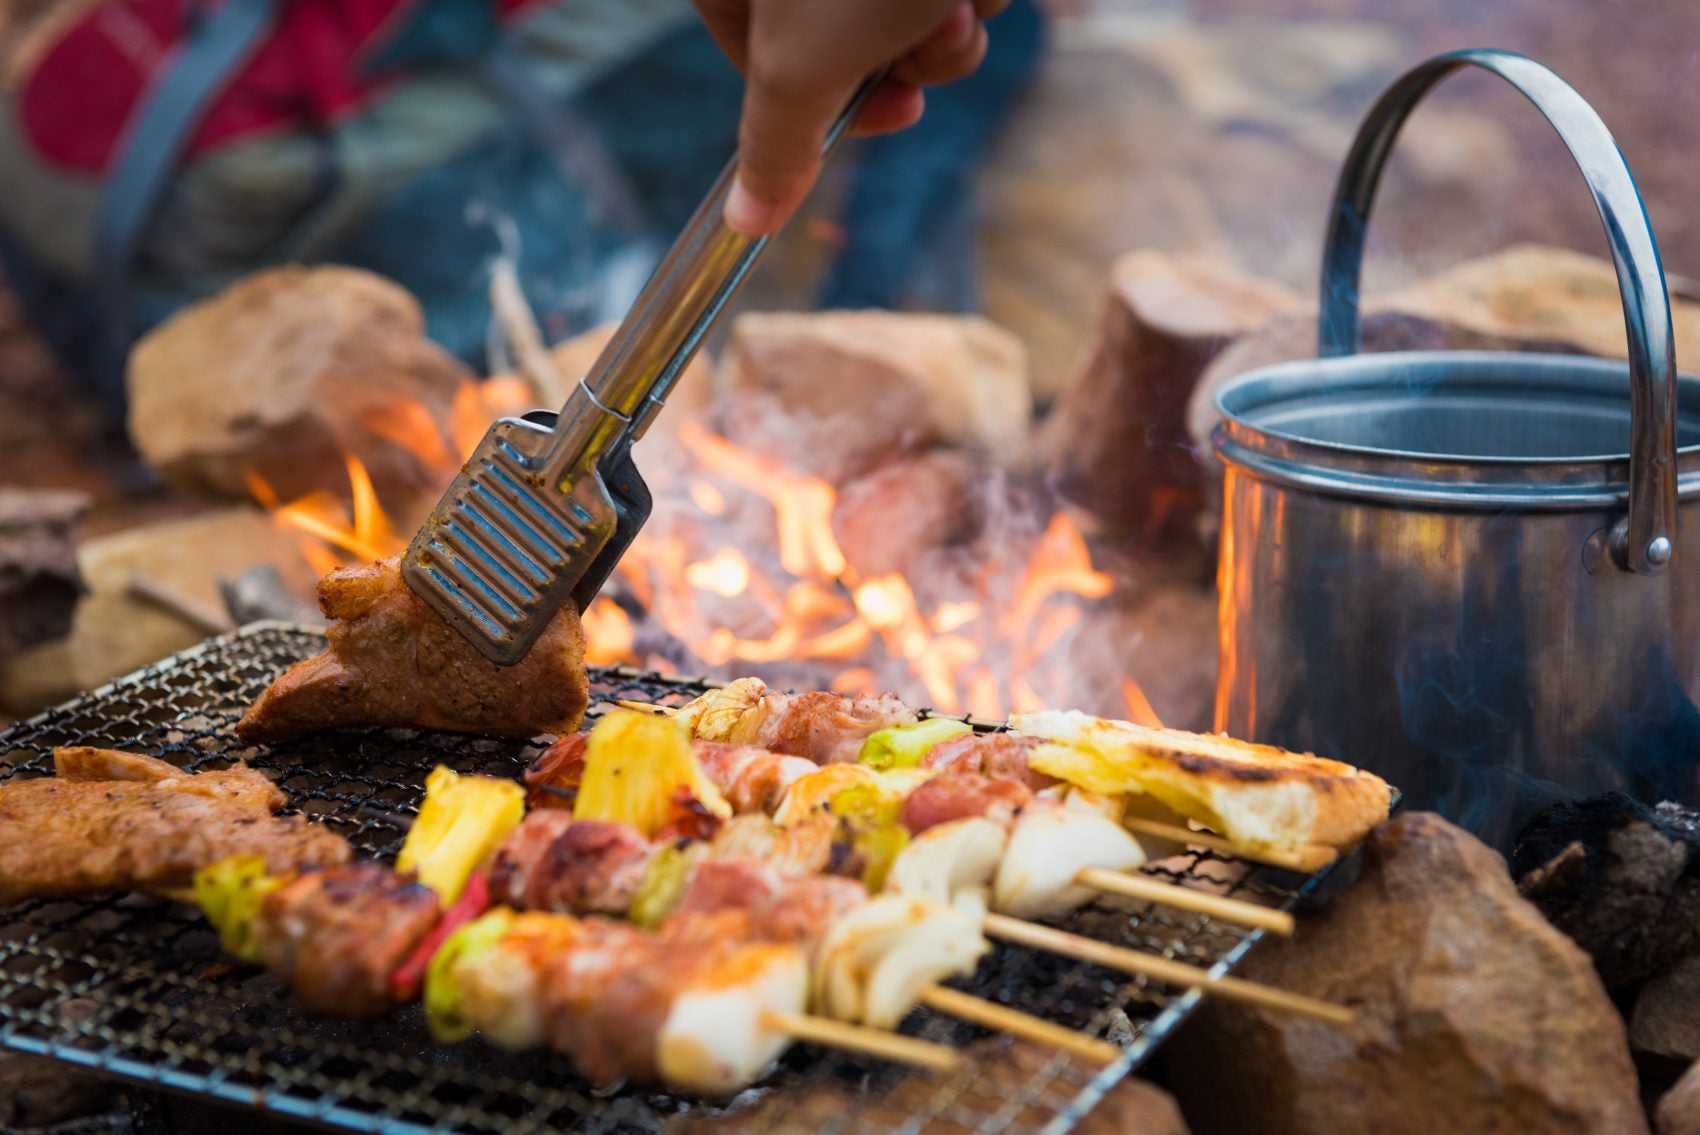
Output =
[{"x1": 0, "y1": 623, "x2": 1346, "y2": 1135}]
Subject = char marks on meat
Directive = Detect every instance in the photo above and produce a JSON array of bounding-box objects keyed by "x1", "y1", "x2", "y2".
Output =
[
  {"x1": 489, "y1": 812, "x2": 656, "y2": 915},
  {"x1": 757, "y1": 691, "x2": 918, "y2": 765},
  {"x1": 236, "y1": 557, "x2": 589, "y2": 745},
  {"x1": 708, "y1": 813, "x2": 837, "y2": 877},
  {"x1": 921, "y1": 732, "x2": 1058, "y2": 792},
  {"x1": 899, "y1": 771, "x2": 1033, "y2": 835},
  {"x1": 0, "y1": 748, "x2": 351, "y2": 906},
  {"x1": 254, "y1": 863, "x2": 440, "y2": 1018},
  {"x1": 524, "y1": 733, "x2": 587, "y2": 810}
]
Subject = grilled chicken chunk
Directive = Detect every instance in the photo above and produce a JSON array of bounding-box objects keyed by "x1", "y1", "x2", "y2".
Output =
[
  {"x1": 254, "y1": 863, "x2": 440, "y2": 1018},
  {"x1": 237, "y1": 557, "x2": 589, "y2": 745},
  {"x1": 0, "y1": 748, "x2": 350, "y2": 906}
]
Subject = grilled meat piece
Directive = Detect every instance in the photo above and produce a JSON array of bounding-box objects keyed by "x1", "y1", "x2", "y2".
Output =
[
  {"x1": 899, "y1": 771, "x2": 1033, "y2": 835},
  {"x1": 692, "y1": 742, "x2": 816, "y2": 813},
  {"x1": 920, "y1": 732, "x2": 1057, "y2": 792},
  {"x1": 673, "y1": 862, "x2": 867, "y2": 946},
  {"x1": 488, "y1": 813, "x2": 657, "y2": 915},
  {"x1": 757, "y1": 691, "x2": 919, "y2": 765},
  {"x1": 254, "y1": 863, "x2": 440, "y2": 1018},
  {"x1": 236, "y1": 557, "x2": 589, "y2": 745},
  {"x1": 524, "y1": 733, "x2": 587, "y2": 810},
  {"x1": 541, "y1": 917, "x2": 669, "y2": 1084},
  {"x1": 0, "y1": 748, "x2": 350, "y2": 906}
]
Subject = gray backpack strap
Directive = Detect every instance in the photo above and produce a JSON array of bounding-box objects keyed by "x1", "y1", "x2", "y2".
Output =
[{"x1": 94, "y1": 0, "x2": 280, "y2": 332}]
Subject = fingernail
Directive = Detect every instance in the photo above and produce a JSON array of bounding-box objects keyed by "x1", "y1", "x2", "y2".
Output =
[{"x1": 726, "y1": 179, "x2": 776, "y2": 237}]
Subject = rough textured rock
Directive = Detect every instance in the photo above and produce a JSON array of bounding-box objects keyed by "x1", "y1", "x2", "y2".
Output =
[
  {"x1": 0, "y1": 486, "x2": 88, "y2": 655},
  {"x1": 1044, "y1": 250, "x2": 1294, "y2": 540},
  {"x1": 688, "y1": 1040, "x2": 1189, "y2": 1134},
  {"x1": 1660, "y1": 1059, "x2": 1700, "y2": 1135},
  {"x1": 0, "y1": 507, "x2": 315, "y2": 713},
  {"x1": 0, "y1": 999, "x2": 118, "y2": 1127},
  {"x1": 723, "y1": 311, "x2": 1031, "y2": 483},
  {"x1": 832, "y1": 450, "x2": 980, "y2": 579},
  {"x1": 1187, "y1": 244, "x2": 1700, "y2": 461},
  {"x1": 127, "y1": 265, "x2": 471, "y2": 503},
  {"x1": 1068, "y1": 584, "x2": 1218, "y2": 732},
  {"x1": 1634, "y1": 953, "x2": 1700, "y2": 1065},
  {"x1": 1163, "y1": 811, "x2": 1648, "y2": 1135},
  {"x1": 1513, "y1": 794, "x2": 1700, "y2": 992}
]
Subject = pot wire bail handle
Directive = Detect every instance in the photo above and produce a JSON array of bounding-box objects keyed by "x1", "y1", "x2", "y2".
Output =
[{"x1": 1316, "y1": 48, "x2": 1678, "y2": 575}]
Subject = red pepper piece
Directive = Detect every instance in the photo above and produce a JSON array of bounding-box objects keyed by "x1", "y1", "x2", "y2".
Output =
[{"x1": 391, "y1": 870, "x2": 492, "y2": 1001}]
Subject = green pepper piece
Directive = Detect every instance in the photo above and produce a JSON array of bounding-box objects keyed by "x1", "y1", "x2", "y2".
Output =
[{"x1": 858, "y1": 718, "x2": 972, "y2": 770}]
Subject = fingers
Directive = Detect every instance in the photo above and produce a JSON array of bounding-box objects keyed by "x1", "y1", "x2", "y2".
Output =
[
  {"x1": 692, "y1": 0, "x2": 751, "y2": 72},
  {"x1": 849, "y1": 78, "x2": 926, "y2": 137},
  {"x1": 890, "y1": 2, "x2": 988, "y2": 88},
  {"x1": 727, "y1": 61, "x2": 848, "y2": 235}
]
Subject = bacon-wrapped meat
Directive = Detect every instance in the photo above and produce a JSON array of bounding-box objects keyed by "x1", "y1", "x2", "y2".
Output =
[
  {"x1": 898, "y1": 771, "x2": 1033, "y2": 835},
  {"x1": 253, "y1": 863, "x2": 440, "y2": 1018},
  {"x1": 919, "y1": 732, "x2": 1058, "y2": 792},
  {"x1": 675, "y1": 680, "x2": 919, "y2": 765},
  {"x1": 487, "y1": 813, "x2": 658, "y2": 915}
]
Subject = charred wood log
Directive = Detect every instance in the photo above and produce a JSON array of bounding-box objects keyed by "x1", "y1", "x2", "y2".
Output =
[
  {"x1": 1513, "y1": 793, "x2": 1700, "y2": 992},
  {"x1": 0, "y1": 487, "x2": 87, "y2": 656}
]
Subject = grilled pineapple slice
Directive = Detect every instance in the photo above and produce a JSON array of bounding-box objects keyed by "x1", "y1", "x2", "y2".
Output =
[{"x1": 574, "y1": 710, "x2": 732, "y2": 838}]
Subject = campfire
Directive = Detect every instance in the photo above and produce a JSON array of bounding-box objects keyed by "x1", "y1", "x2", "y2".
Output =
[{"x1": 240, "y1": 352, "x2": 1156, "y2": 727}]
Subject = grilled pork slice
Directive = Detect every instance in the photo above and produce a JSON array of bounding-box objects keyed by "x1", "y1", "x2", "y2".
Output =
[
  {"x1": 677, "y1": 680, "x2": 919, "y2": 765},
  {"x1": 254, "y1": 863, "x2": 440, "y2": 1018},
  {"x1": 236, "y1": 557, "x2": 588, "y2": 745},
  {"x1": 693, "y1": 742, "x2": 817, "y2": 813},
  {"x1": 487, "y1": 812, "x2": 657, "y2": 915},
  {"x1": 1014, "y1": 710, "x2": 1393, "y2": 854},
  {"x1": 919, "y1": 732, "x2": 1058, "y2": 792},
  {"x1": 0, "y1": 748, "x2": 350, "y2": 906}
]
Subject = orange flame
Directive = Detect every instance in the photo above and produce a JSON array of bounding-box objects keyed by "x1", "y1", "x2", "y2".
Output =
[{"x1": 242, "y1": 370, "x2": 1153, "y2": 723}]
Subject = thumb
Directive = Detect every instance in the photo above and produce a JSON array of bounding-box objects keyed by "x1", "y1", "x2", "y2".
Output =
[{"x1": 725, "y1": 69, "x2": 848, "y2": 236}]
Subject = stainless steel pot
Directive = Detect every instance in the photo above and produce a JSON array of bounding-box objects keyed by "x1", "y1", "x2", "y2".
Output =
[{"x1": 1211, "y1": 49, "x2": 1700, "y2": 848}]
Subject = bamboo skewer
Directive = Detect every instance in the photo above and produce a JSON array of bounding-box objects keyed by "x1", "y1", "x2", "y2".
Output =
[
  {"x1": 1074, "y1": 868, "x2": 1294, "y2": 936},
  {"x1": 916, "y1": 986, "x2": 1119, "y2": 1064},
  {"x1": 1121, "y1": 817, "x2": 1335, "y2": 874},
  {"x1": 981, "y1": 913, "x2": 1354, "y2": 1026},
  {"x1": 761, "y1": 1011, "x2": 963, "y2": 1074},
  {"x1": 609, "y1": 698, "x2": 1303, "y2": 934}
]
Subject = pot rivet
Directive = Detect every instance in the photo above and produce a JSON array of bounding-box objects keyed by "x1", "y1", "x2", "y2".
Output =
[{"x1": 1648, "y1": 536, "x2": 1674, "y2": 566}]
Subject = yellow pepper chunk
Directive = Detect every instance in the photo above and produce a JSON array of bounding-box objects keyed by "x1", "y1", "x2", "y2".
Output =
[
  {"x1": 573, "y1": 710, "x2": 732, "y2": 838},
  {"x1": 397, "y1": 766, "x2": 525, "y2": 904},
  {"x1": 193, "y1": 854, "x2": 285, "y2": 964}
]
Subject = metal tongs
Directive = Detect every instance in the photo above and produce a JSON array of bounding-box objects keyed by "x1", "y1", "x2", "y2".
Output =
[{"x1": 402, "y1": 76, "x2": 885, "y2": 665}]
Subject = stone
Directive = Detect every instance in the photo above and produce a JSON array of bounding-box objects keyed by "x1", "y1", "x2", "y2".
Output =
[
  {"x1": 0, "y1": 506, "x2": 316, "y2": 713},
  {"x1": 1660, "y1": 1060, "x2": 1700, "y2": 1135},
  {"x1": 127, "y1": 265, "x2": 472, "y2": 504},
  {"x1": 832, "y1": 450, "x2": 980, "y2": 579},
  {"x1": 723, "y1": 311, "x2": 1032, "y2": 483},
  {"x1": 1068, "y1": 584, "x2": 1218, "y2": 733},
  {"x1": 0, "y1": 1048, "x2": 115, "y2": 1128},
  {"x1": 1043, "y1": 250, "x2": 1295, "y2": 540},
  {"x1": 1163, "y1": 811, "x2": 1648, "y2": 1135},
  {"x1": 1634, "y1": 953, "x2": 1700, "y2": 1065},
  {"x1": 1187, "y1": 244, "x2": 1700, "y2": 461},
  {"x1": 0, "y1": 486, "x2": 88, "y2": 655}
]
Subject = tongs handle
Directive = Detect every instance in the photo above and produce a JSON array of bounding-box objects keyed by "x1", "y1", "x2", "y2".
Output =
[{"x1": 543, "y1": 71, "x2": 888, "y2": 473}]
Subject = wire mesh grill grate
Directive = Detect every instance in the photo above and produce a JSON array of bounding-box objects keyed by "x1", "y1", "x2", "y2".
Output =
[{"x1": 0, "y1": 623, "x2": 1342, "y2": 1135}]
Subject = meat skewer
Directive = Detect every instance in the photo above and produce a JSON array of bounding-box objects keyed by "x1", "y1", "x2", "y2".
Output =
[
  {"x1": 486, "y1": 810, "x2": 1120, "y2": 1063},
  {"x1": 597, "y1": 703, "x2": 1298, "y2": 935},
  {"x1": 0, "y1": 747, "x2": 351, "y2": 906},
  {"x1": 649, "y1": 680, "x2": 1392, "y2": 864}
]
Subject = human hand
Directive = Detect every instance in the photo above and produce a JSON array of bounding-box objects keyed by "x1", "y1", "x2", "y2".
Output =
[{"x1": 694, "y1": 0, "x2": 1008, "y2": 236}]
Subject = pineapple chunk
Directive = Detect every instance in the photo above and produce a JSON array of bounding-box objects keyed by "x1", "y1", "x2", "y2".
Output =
[
  {"x1": 574, "y1": 710, "x2": 732, "y2": 838},
  {"x1": 397, "y1": 766, "x2": 525, "y2": 904}
]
